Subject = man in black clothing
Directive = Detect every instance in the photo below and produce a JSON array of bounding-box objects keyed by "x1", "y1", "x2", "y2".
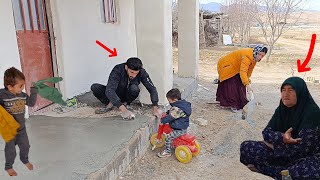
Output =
[{"x1": 91, "y1": 57, "x2": 160, "y2": 118}]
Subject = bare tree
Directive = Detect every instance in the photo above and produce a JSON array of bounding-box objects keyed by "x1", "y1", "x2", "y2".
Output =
[
  {"x1": 222, "y1": 0, "x2": 256, "y2": 46},
  {"x1": 252, "y1": 0, "x2": 305, "y2": 62}
]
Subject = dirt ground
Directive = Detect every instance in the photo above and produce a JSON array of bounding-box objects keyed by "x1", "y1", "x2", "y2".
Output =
[{"x1": 118, "y1": 26, "x2": 320, "y2": 180}]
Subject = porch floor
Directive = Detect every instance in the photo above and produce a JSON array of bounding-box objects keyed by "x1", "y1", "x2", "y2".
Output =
[
  {"x1": 0, "y1": 114, "x2": 153, "y2": 180},
  {"x1": 0, "y1": 76, "x2": 197, "y2": 180}
]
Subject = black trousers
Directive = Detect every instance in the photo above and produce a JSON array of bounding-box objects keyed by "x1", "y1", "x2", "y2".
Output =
[
  {"x1": 91, "y1": 83, "x2": 140, "y2": 105},
  {"x1": 5, "y1": 128, "x2": 30, "y2": 170}
]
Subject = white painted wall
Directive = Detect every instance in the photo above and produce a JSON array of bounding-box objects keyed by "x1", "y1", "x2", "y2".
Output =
[
  {"x1": 0, "y1": 0, "x2": 22, "y2": 88},
  {"x1": 50, "y1": 0, "x2": 137, "y2": 98},
  {"x1": 135, "y1": 0, "x2": 173, "y2": 105},
  {"x1": 1, "y1": 0, "x2": 171, "y2": 106}
]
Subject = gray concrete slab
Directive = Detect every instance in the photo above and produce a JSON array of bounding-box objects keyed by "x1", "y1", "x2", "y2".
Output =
[
  {"x1": 0, "y1": 76, "x2": 196, "y2": 180},
  {"x1": 0, "y1": 115, "x2": 155, "y2": 180}
]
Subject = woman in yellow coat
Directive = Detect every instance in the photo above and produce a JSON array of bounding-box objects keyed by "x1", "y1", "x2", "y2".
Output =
[{"x1": 216, "y1": 45, "x2": 268, "y2": 112}]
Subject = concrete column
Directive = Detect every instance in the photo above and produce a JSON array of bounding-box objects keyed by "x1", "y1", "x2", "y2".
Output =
[
  {"x1": 134, "y1": 0, "x2": 173, "y2": 105},
  {"x1": 199, "y1": 12, "x2": 206, "y2": 48},
  {"x1": 178, "y1": 0, "x2": 199, "y2": 78}
]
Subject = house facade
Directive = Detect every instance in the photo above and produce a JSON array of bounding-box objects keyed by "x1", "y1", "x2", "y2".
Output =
[{"x1": 0, "y1": 0, "x2": 199, "y2": 112}]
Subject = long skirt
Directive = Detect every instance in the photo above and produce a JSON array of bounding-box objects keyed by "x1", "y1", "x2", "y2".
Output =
[
  {"x1": 240, "y1": 140, "x2": 320, "y2": 179},
  {"x1": 216, "y1": 74, "x2": 248, "y2": 110}
]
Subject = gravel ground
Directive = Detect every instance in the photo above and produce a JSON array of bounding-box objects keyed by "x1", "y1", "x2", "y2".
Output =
[
  {"x1": 119, "y1": 26, "x2": 320, "y2": 180},
  {"x1": 34, "y1": 26, "x2": 320, "y2": 180}
]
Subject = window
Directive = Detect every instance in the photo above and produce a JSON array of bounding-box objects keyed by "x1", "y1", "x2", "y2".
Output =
[
  {"x1": 12, "y1": 0, "x2": 47, "y2": 31},
  {"x1": 100, "y1": 0, "x2": 117, "y2": 23}
]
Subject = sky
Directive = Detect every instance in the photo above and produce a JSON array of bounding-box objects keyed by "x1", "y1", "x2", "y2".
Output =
[{"x1": 199, "y1": 0, "x2": 320, "y2": 11}]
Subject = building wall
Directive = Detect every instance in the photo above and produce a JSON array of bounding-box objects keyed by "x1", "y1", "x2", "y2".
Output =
[
  {"x1": 1, "y1": 0, "x2": 171, "y2": 106},
  {"x1": 50, "y1": 0, "x2": 137, "y2": 98},
  {"x1": 0, "y1": 1, "x2": 22, "y2": 88},
  {"x1": 134, "y1": 0, "x2": 173, "y2": 105}
]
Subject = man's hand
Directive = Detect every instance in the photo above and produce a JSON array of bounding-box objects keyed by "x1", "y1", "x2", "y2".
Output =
[
  {"x1": 262, "y1": 141, "x2": 274, "y2": 149},
  {"x1": 121, "y1": 110, "x2": 135, "y2": 120},
  {"x1": 283, "y1": 127, "x2": 302, "y2": 144},
  {"x1": 153, "y1": 106, "x2": 161, "y2": 118}
]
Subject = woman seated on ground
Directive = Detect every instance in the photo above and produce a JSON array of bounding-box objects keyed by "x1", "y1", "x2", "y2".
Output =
[
  {"x1": 240, "y1": 77, "x2": 320, "y2": 179},
  {"x1": 215, "y1": 45, "x2": 268, "y2": 112}
]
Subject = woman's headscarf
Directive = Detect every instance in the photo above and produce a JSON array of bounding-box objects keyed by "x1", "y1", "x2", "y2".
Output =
[
  {"x1": 253, "y1": 44, "x2": 266, "y2": 61},
  {"x1": 267, "y1": 77, "x2": 320, "y2": 138}
]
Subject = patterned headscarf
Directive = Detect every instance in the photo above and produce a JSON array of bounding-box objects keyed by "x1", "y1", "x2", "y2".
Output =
[{"x1": 253, "y1": 44, "x2": 265, "y2": 61}]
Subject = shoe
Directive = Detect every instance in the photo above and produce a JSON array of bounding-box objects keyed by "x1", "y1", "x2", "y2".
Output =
[
  {"x1": 125, "y1": 104, "x2": 133, "y2": 111},
  {"x1": 230, "y1": 107, "x2": 238, "y2": 113},
  {"x1": 122, "y1": 102, "x2": 133, "y2": 110},
  {"x1": 95, "y1": 106, "x2": 113, "y2": 114},
  {"x1": 241, "y1": 110, "x2": 246, "y2": 120},
  {"x1": 157, "y1": 150, "x2": 172, "y2": 158},
  {"x1": 247, "y1": 164, "x2": 259, "y2": 172}
]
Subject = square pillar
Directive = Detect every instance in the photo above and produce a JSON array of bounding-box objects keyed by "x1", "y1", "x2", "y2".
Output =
[
  {"x1": 134, "y1": 0, "x2": 173, "y2": 105},
  {"x1": 178, "y1": 0, "x2": 199, "y2": 78}
]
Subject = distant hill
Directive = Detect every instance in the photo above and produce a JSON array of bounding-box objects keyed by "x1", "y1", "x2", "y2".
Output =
[
  {"x1": 200, "y1": 2, "x2": 221, "y2": 12},
  {"x1": 304, "y1": 9, "x2": 320, "y2": 12},
  {"x1": 199, "y1": 2, "x2": 320, "y2": 13}
]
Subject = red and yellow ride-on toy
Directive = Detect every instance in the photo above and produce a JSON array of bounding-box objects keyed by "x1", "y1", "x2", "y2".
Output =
[{"x1": 150, "y1": 123, "x2": 201, "y2": 163}]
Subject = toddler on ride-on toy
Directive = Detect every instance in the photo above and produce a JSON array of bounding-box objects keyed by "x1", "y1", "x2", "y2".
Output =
[{"x1": 151, "y1": 88, "x2": 200, "y2": 163}]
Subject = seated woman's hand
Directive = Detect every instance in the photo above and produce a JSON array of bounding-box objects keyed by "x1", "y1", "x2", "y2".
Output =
[{"x1": 283, "y1": 127, "x2": 302, "y2": 144}]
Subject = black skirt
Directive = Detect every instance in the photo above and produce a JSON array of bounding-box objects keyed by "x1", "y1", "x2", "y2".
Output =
[{"x1": 216, "y1": 74, "x2": 248, "y2": 110}]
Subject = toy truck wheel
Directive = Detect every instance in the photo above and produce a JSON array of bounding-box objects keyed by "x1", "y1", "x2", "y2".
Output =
[
  {"x1": 175, "y1": 145, "x2": 192, "y2": 163},
  {"x1": 150, "y1": 133, "x2": 165, "y2": 149},
  {"x1": 192, "y1": 140, "x2": 201, "y2": 156}
]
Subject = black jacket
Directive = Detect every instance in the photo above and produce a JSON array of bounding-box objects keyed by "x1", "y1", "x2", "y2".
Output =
[
  {"x1": 161, "y1": 100, "x2": 192, "y2": 130},
  {"x1": 105, "y1": 63, "x2": 158, "y2": 107}
]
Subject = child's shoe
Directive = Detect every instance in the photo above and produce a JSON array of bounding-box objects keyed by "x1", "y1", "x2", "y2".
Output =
[{"x1": 157, "y1": 150, "x2": 172, "y2": 158}]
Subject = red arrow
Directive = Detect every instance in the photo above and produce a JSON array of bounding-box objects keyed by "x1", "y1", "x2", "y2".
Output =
[
  {"x1": 96, "y1": 40, "x2": 118, "y2": 57},
  {"x1": 297, "y1": 34, "x2": 316, "y2": 72}
]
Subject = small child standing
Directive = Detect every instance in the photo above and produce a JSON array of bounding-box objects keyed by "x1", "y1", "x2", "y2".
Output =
[
  {"x1": 158, "y1": 88, "x2": 192, "y2": 158},
  {"x1": 0, "y1": 67, "x2": 37, "y2": 176}
]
